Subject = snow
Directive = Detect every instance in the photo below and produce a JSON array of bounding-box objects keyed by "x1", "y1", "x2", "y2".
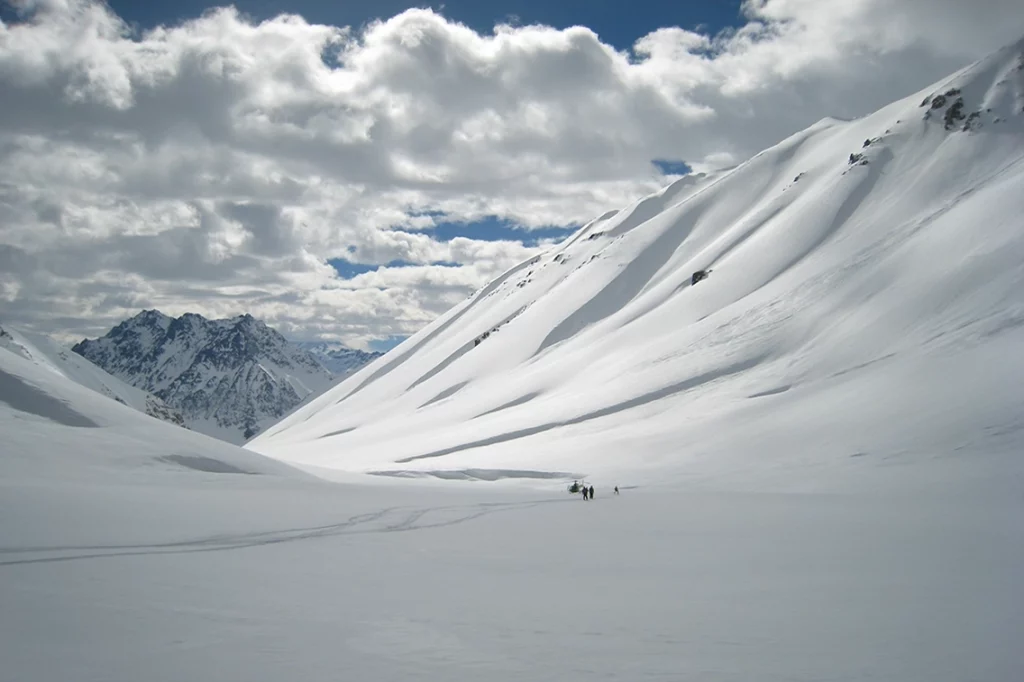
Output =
[
  {"x1": 3, "y1": 39, "x2": 1024, "y2": 682},
  {"x1": 1, "y1": 357, "x2": 1021, "y2": 680},
  {"x1": 249, "y1": 40, "x2": 1024, "y2": 489},
  {"x1": 0, "y1": 323, "x2": 183, "y2": 425},
  {"x1": 0, "y1": 338, "x2": 297, "y2": 483},
  {"x1": 1, "y1": 323, "x2": 146, "y2": 412}
]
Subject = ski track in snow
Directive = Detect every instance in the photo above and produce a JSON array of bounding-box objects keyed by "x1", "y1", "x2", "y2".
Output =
[{"x1": 0, "y1": 499, "x2": 571, "y2": 567}]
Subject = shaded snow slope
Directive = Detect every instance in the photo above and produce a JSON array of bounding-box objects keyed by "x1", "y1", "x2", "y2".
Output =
[
  {"x1": 250, "y1": 39, "x2": 1024, "y2": 485},
  {"x1": 0, "y1": 346, "x2": 303, "y2": 482},
  {"x1": 0, "y1": 323, "x2": 185, "y2": 427},
  {"x1": 73, "y1": 311, "x2": 335, "y2": 444}
]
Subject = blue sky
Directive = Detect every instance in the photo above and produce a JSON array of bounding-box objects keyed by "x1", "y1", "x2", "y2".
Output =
[
  {"x1": 104, "y1": 0, "x2": 745, "y2": 51},
  {"x1": 330, "y1": 216, "x2": 579, "y2": 351},
  {"x1": 330, "y1": 217, "x2": 578, "y2": 276}
]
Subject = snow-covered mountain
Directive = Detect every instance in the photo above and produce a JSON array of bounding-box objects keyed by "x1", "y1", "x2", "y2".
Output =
[
  {"x1": 6, "y1": 304, "x2": 1020, "y2": 682},
  {"x1": 0, "y1": 322, "x2": 185, "y2": 428},
  {"x1": 5, "y1": 37, "x2": 1024, "y2": 682},
  {"x1": 72, "y1": 311, "x2": 335, "y2": 444},
  {"x1": 294, "y1": 341, "x2": 383, "y2": 377},
  {"x1": 249, "y1": 38, "x2": 1024, "y2": 486}
]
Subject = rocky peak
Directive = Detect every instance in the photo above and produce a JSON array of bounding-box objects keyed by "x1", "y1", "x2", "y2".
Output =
[{"x1": 72, "y1": 311, "x2": 343, "y2": 444}]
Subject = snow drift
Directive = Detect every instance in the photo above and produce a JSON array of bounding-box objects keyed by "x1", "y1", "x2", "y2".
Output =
[{"x1": 249, "y1": 39, "x2": 1024, "y2": 487}]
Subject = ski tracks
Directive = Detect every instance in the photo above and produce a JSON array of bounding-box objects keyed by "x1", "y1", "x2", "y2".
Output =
[{"x1": 0, "y1": 498, "x2": 568, "y2": 567}]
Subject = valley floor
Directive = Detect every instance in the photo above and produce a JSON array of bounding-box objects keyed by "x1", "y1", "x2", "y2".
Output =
[{"x1": 2, "y1": 466, "x2": 1021, "y2": 682}]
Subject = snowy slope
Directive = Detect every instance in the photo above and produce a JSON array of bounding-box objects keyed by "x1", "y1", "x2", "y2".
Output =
[
  {"x1": 0, "y1": 323, "x2": 185, "y2": 427},
  {"x1": 250, "y1": 39, "x2": 1024, "y2": 486},
  {"x1": 73, "y1": 311, "x2": 335, "y2": 444},
  {"x1": 2, "y1": 306, "x2": 1023, "y2": 682},
  {"x1": 4, "y1": 41, "x2": 1024, "y2": 681},
  {"x1": 294, "y1": 341, "x2": 383, "y2": 377},
  {"x1": 0, "y1": 345, "x2": 303, "y2": 482}
]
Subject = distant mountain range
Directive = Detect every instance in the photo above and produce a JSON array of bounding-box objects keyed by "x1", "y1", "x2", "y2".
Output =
[
  {"x1": 293, "y1": 341, "x2": 383, "y2": 377},
  {"x1": 72, "y1": 311, "x2": 378, "y2": 444}
]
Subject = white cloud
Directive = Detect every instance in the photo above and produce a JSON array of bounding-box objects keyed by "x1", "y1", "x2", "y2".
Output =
[{"x1": 0, "y1": 0, "x2": 1021, "y2": 347}]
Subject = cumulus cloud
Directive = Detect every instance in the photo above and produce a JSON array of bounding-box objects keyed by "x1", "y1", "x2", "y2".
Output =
[{"x1": 0, "y1": 0, "x2": 1021, "y2": 347}]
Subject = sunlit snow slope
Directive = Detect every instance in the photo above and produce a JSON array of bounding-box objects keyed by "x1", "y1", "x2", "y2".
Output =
[{"x1": 250, "y1": 40, "x2": 1024, "y2": 486}]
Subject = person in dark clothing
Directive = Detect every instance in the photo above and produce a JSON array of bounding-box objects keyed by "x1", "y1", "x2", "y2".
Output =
[
  {"x1": 691, "y1": 269, "x2": 709, "y2": 285},
  {"x1": 614, "y1": 486, "x2": 620, "y2": 495},
  {"x1": 582, "y1": 486, "x2": 589, "y2": 500},
  {"x1": 588, "y1": 485, "x2": 595, "y2": 499}
]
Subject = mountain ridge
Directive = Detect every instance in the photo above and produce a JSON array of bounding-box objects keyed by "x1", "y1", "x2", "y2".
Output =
[
  {"x1": 247, "y1": 36, "x2": 1024, "y2": 485},
  {"x1": 73, "y1": 311, "x2": 340, "y2": 443},
  {"x1": 294, "y1": 341, "x2": 384, "y2": 377}
]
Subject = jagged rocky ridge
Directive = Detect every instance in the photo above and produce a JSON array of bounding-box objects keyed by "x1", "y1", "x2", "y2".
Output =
[{"x1": 73, "y1": 311, "x2": 340, "y2": 443}]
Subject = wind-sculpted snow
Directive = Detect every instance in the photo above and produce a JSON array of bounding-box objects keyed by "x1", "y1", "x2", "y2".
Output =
[
  {"x1": 249, "y1": 38, "x2": 1024, "y2": 484},
  {"x1": 394, "y1": 354, "x2": 767, "y2": 464}
]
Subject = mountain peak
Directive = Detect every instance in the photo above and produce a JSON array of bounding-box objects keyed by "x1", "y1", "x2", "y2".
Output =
[
  {"x1": 136, "y1": 309, "x2": 172, "y2": 324},
  {"x1": 72, "y1": 311, "x2": 356, "y2": 444}
]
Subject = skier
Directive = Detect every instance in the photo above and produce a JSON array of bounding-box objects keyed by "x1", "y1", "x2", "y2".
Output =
[
  {"x1": 589, "y1": 485, "x2": 595, "y2": 500},
  {"x1": 614, "y1": 486, "x2": 620, "y2": 495},
  {"x1": 691, "y1": 269, "x2": 710, "y2": 285}
]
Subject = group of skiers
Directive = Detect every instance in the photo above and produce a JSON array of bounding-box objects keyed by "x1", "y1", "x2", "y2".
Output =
[{"x1": 570, "y1": 481, "x2": 621, "y2": 500}]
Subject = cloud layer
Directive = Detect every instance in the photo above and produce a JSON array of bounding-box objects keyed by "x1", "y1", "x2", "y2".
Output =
[{"x1": 1, "y1": 0, "x2": 1021, "y2": 347}]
